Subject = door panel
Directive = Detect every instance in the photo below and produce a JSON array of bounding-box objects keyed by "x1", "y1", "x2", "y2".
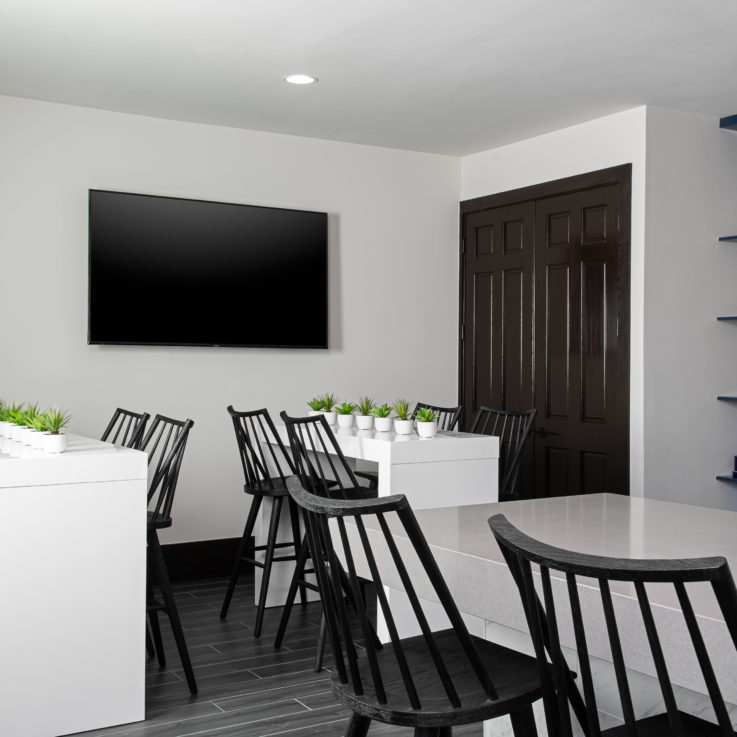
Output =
[
  {"x1": 462, "y1": 203, "x2": 534, "y2": 420},
  {"x1": 534, "y1": 185, "x2": 627, "y2": 496},
  {"x1": 459, "y1": 166, "x2": 630, "y2": 499}
]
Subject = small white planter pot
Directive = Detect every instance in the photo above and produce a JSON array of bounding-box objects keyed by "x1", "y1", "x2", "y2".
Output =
[
  {"x1": 416, "y1": 420, "x2": 438, "y2": 439},
  {"x1": 374, "y1": 416, "x2": 393, "y2": 432},
  {"x1": 394, "y1": 419, "x2": 414, "y2": 435},
  {"x1": 0, "y1": 420, "x2": 9, "y2": 437},
  {"x1": 20, "y1": 427, "x2": 36, "y2": 445},
  {"x1": 322, "y1": 411, "x2": 337, "y2": 426},
  {"x1": 337, "y1": 414, "x2": 354, "y2": 429},
  {"x1": 43, "y1": 433, "x2": 67, "y2": 453},
  {"x1": 32, "y1": 431, "x2": 47, "y2": 450},
  {"x1": 307, "y1": 410, "x2": 323, "y2": 417},
  {"x1": 355, "y1": 414, "x2": 374, "y2": 431}
]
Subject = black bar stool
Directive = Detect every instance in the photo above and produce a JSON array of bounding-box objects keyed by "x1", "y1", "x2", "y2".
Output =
[
  {"x1": 220, "y1": 407, "x2": 306, "y2": 637},
  {"x1": 470, "y1": 406, "x2": 536, "y2": 499},
  {"x1": 490, "y1": 513, "x2": 737, "y2": 736},
  {"x1": 143, "y1": 414, "x2": 197, "y2": 695},
  {"x1": 287, "y1": 478, "x2": 542, "y2": 737},
  {"x1": 275, "y1": 411, "x2": 375, "y2": 670},
  {"x1": 101, "y1": 407, "x2": 150, "y2": 448}
]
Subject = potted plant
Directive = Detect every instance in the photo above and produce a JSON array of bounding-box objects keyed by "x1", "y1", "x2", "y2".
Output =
[
  {"x1": 415, "y1": 406, "x2": 439, "y2": 438},
  {"x1": 336, "y1": 401, "x2": 357, "y2": 429},
  {"x1": 393, "y1": 399, "x2": 414, "y2": 435},
  {"x1": 28, "y1": 410, "x2": 49, "y2": 449},
  {"x1": 371, "y1": 403, "x2": 393, "y2": 432},
  {"x1": 42, "y1": 407, "x2": 71, "y2": 453},
  {"x1": 307, "y1": 397, "x2": 323, "y2": 416},
  {"x1": 8, "y1": 403, "x2": 25, "y2": 441},
  {"x1": 0, "y1": 400, "x2": 8, "y2": 440},
  {"x1": 355, "y1": 396, "x2": 375, "y2": 430},
  {"x1": 320, "y1": 393, "x2": 338, "y2": 426},
  {"x1": 20, "y1": 403, "x2": 40, "y2": 445}
]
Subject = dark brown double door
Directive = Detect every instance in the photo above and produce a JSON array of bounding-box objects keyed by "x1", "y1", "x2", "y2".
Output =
[{"x1": 460, "y1": 165, "x2": 631, "y2": 498}]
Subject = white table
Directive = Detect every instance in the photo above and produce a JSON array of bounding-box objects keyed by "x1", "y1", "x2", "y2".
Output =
[
  {"x1": 258, "y1": 425, "x2": 499, "y2": 606},
  {"x1": 0, "y1": 434, "x2": 148, "y2": 737},
  {"x1": 350, "y1": 494, "x2": 737, "y2": 735}
]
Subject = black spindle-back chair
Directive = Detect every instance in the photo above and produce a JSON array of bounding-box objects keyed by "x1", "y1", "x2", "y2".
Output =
[
  {"x1": 287, "y1": 479, "x2": 542, "y2": 737},
  {"x1": 141, "y1": 414, "x2": 197, "y2": 694},
  {"x1": 274, "y1": 411, "x2": 375, "y2": 670},
  {"x1": 219, "y1": 407, "x2": 306, "y2": 636},
  {"x1": 100, "y1": 407, "x2": 150, "y2": 448},
  {"x1": 413, "y1": 402, "x2": 462, "y2": 431},
  {"x1": 489, "y1": 513, "x2": 737, "y2": 737},
  {"x1": 470, "y1": 407, "x2": 536, "y2": 499}
]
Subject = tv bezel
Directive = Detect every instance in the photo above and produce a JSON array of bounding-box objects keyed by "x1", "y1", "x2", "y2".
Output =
[{"x1": 87, "y1": 189, "x2": 329, "y2": 349}]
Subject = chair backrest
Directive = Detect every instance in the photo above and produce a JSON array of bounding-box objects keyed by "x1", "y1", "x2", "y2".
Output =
[
  {"x1": 288, "y1": 477, "x2": 499, "y2": 712},
  {"x1": 412, "y1": 402, "x2": 462, "y2": 431},
  {"x1": 280, "y1": 411, "x2": 362, "y2": 498},
  {"x1": 140, "y1": 414, "x2": 194, "y2": 525},
  {"x1": 101, "y1": 407, "x2": 150, "y2": 449},
  {"x1": 489, "y1": 513, "x2": 737, "y2": 737},
  {"x1": 470, "y1": 407, "x2": 536, "y2": 498},
  {"x1": 227, "y1": 406, "x2": 295, "y2": 491}
]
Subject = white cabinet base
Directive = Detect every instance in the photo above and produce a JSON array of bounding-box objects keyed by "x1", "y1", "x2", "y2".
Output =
[{"x1": 0, "y1": 435, "x2": 147, "y2": 737}]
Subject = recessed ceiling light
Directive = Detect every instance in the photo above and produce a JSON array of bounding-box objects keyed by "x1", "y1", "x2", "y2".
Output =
[{"x1": 283, "y1": 74, "x2": 318, "y2": 85}]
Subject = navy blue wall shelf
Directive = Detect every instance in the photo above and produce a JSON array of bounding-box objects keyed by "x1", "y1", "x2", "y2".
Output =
[
  {"x1": 716, "y1": 230, "x2": 737, "y2": 483},
  {"x1": 720, "y1": 115, "x2": 737, "y2": 131},
  {"x1": 716, "y1": 474, "x2": 737, "y2": 484}
]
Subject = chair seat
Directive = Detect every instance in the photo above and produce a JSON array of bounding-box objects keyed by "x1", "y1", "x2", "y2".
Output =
[
  {"x1": 148, "y1": 511, "x2": 172, "y2": 529},
  {"x1": 331, "y1": 629, "x2": 541, "y2": 728},
  {"x1": 245, "y1": 476, "x2": 293, "y2": 498},
  {"x1": 603, "y1": 711, "x2": 737, "y2": 736}
]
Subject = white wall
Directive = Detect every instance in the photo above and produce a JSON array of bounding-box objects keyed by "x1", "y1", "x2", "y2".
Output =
[
  {"x1": 643, "y1": 107, "x2": 737, "y2": 511},
  {"x1": 0, "y1": 95, "x2": 461, "y2": 542},
  {"x1": 461, "y1": 107, "x2": 647, "y2": 497}
]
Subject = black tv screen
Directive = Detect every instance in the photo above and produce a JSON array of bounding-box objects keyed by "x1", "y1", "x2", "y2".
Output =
[{"x1": 88, "y1": 190, "x2": 328, "y2": 348}]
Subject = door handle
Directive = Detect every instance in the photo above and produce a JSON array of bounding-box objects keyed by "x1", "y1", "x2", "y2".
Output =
[{"x1": 529, "y1": 427, "x2": 560, "y2": 439}]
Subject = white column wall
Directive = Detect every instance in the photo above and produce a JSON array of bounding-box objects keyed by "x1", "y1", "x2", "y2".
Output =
[
  {"x1": 0, "y1": 94, "x2": 461, "y2": 542},
  {"x1": 643, "y1": 107, "x2": 737, "y2": 511}
]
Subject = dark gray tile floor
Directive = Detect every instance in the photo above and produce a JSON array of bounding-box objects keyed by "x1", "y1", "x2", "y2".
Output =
[{"x1": 71, "y1": 577, "x2": 482, "y2": 737}]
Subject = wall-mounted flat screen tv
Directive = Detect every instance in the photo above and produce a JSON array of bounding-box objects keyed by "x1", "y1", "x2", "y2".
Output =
[{"x1": 88, "y1": 189, "x2": 328, "y2": 348}]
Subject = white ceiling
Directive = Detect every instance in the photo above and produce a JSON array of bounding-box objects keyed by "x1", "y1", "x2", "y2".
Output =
[{"x1": 2, "y1": 0, "x2": 737, "y2": 156}]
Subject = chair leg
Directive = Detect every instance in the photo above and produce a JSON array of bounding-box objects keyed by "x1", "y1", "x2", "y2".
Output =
[
  {"x1": 146, "y1": 547, "x2": 166, "y2": 667},
  {"x1": 254, "y1": 496, "x2": 283, "y2": 637},
  {"x1": 345, "y1": 713, "x2": 371, "y2": 737},
  {"x1": 274, "y1": 535, "x2": 310, "y2": 649},
  {"x1": 145, "y1": 624, "x2": 155, "y2": 657},
  {"x1": 148, "y1": 529, "x2": 198, "y2": 695},
  {"x1": 510, "y1": 705, "x2": 538, "y2": 736},
  {"x1": 148, "y1": 610, "x2": 166, "y2": 667},
  {"x1": 314, "y1": 613, "x2": 328, "y2": 672},
  {"x1": 220, "y1": 495, "x2": 262, "y2": 619},
  {"x1": 287, "y1": 498, "x2": 308, "y2": 606}
]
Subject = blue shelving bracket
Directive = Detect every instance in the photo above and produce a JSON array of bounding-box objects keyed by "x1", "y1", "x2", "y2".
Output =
[
  {"x1": 717, "y1": 395, "x2": 737, "y2": 401},
  {"x1": 717, "y1": 474, "x2": 737, "y2": 484},
  {"x1": 718, "y1": 235, "x2": 737, "y2": 242},
  {"x1": 717, "y1": 316, "x2": 737, "y2": 321},
  {"x1": 720, "y1": 114, "x2": 737, "y2": 131}
]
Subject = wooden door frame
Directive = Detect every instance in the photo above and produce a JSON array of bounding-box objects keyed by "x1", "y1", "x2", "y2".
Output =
[{"x1": 458, "y1": 164, "x2": 632, "y2": 442}]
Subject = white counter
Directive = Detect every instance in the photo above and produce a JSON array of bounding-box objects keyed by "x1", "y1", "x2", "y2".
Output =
[
  {"x1": 259, "y1": 425, "x2": 500, "y2": 607},
  {"x1": 0, "y1": 434, "x2": 148, "y2": 737},
  {"x1": 274, "y1": 424, "x2": 500, "y2": 508}
]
